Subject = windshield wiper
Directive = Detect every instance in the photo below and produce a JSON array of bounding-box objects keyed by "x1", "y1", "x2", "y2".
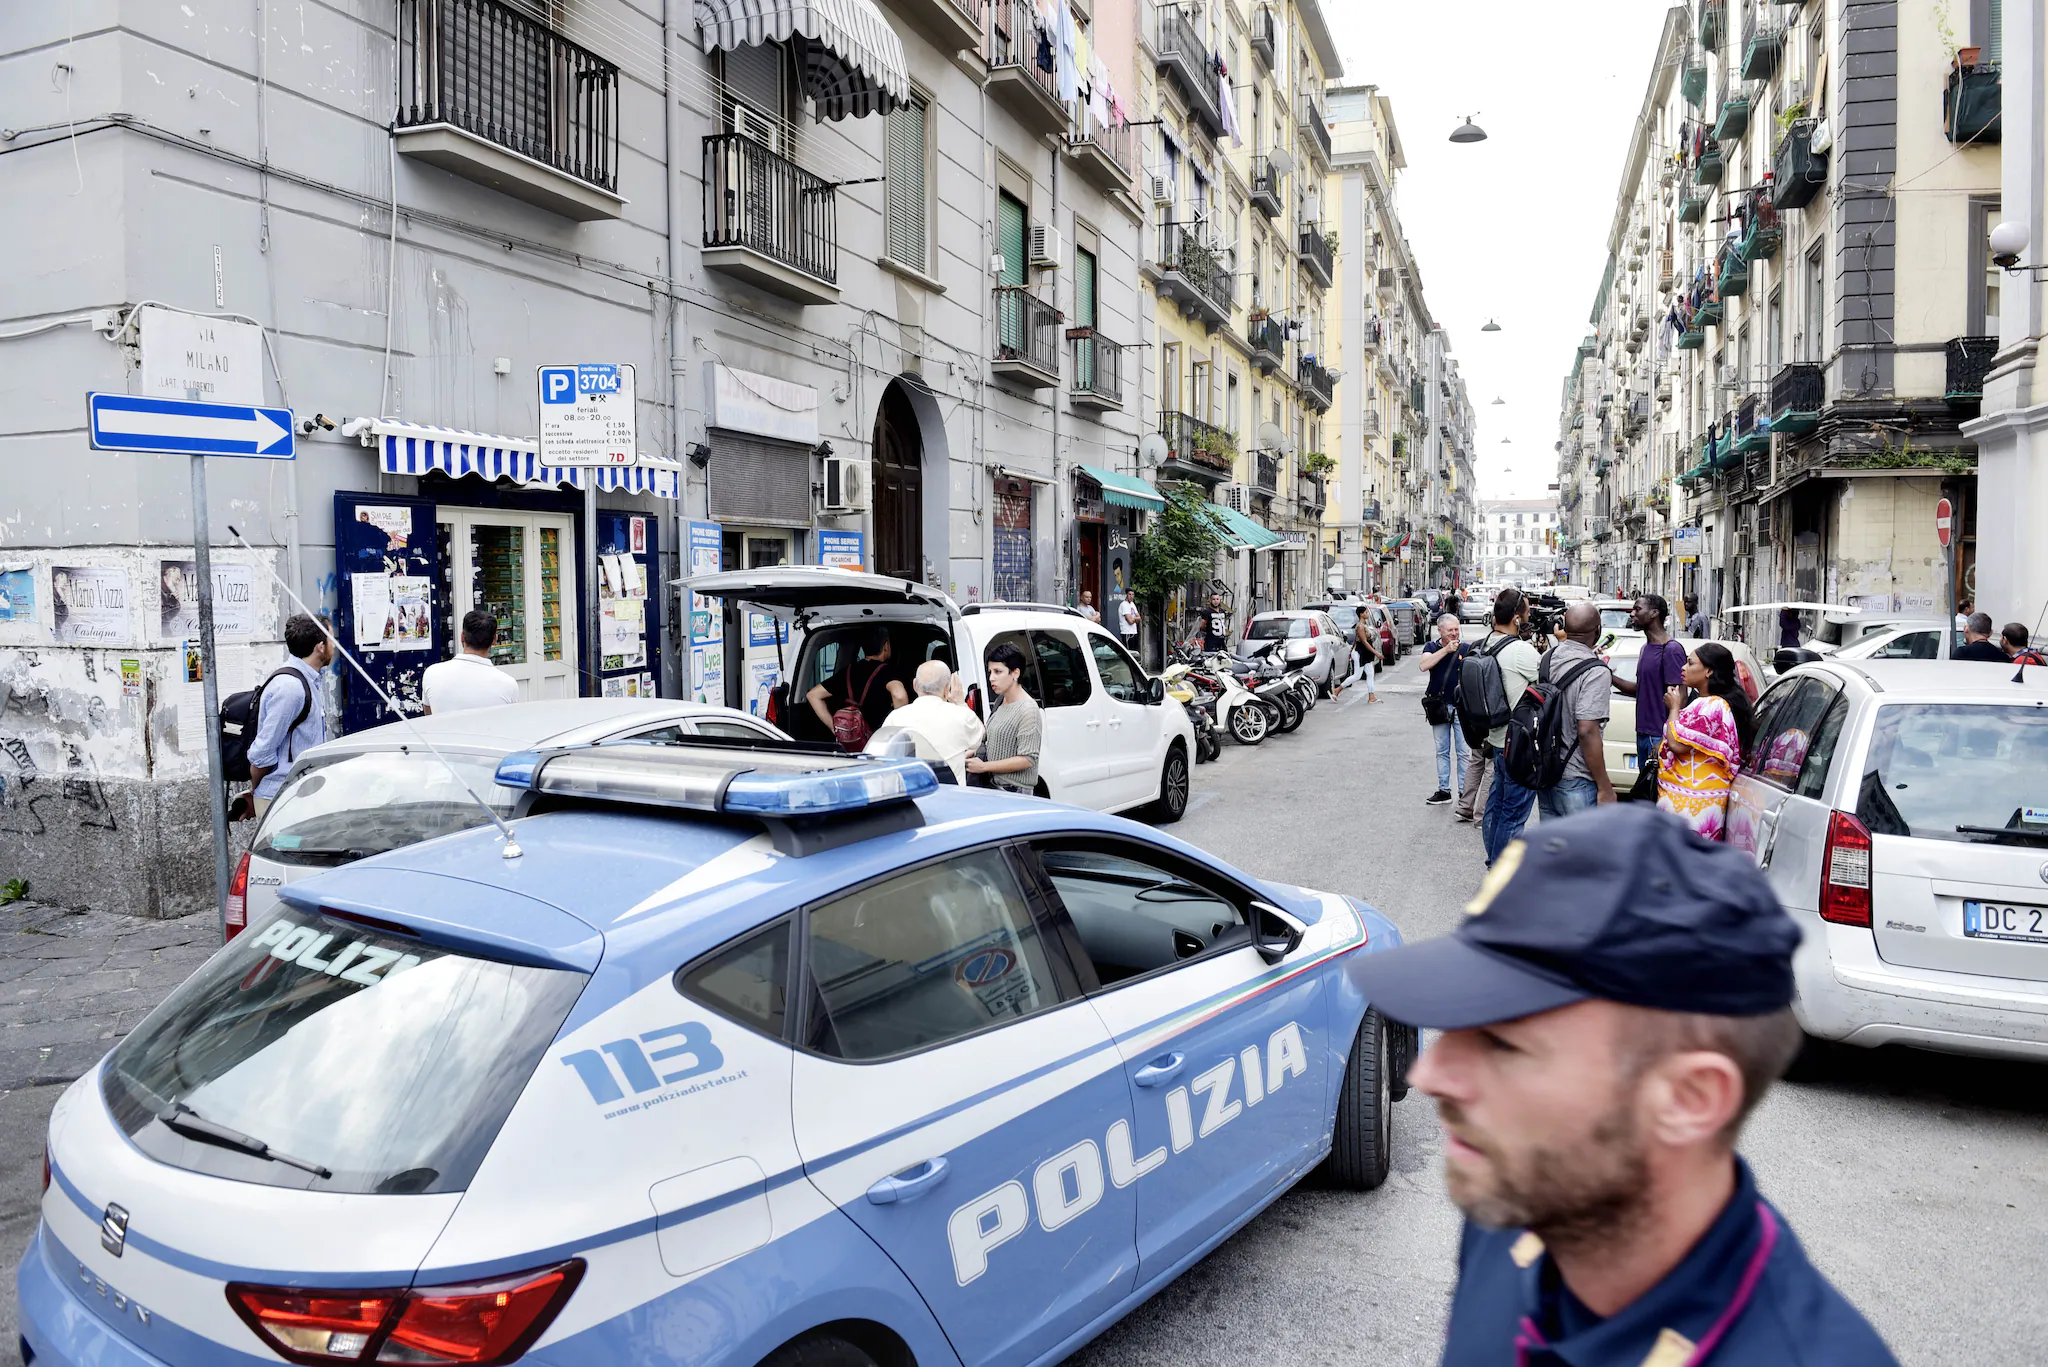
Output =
[
  {"x1": 1954, "y1": 824, "x2": 2048, "y2": 847},
  {"x1": 260, "y1": 845, "x2": 376, "y2": 862},
  {"x1": 157, "y1": 1102, "x2": 333, "y2": 1179}
]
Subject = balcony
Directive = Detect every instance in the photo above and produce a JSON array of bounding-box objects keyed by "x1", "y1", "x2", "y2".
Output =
[
  {"x1": 1945, "y1": 336, "x2": 1999, "y2": 408},
  {"x1": 1694, "y1": 145, "x2": 1724, "y2": 186},
  {"x1": 1155, "y1": 7, "x2": 1224, "y2": 138},
  {"x1": 986, "y1": 0, "x2": 1070, "y2": 137},
  {"x1": 1250, "y1": 5, "x2": 1276, "y2": 68},
  {"x1": 1699, "y1": 0, "x2": 1724, "y2": 50},
  {"x1": 1681, "y1": 60, "x2": 1708, "y2": 107},
  {"x1": 1769, "y1": 362, "x2": 1825, "y2": 435},
  {"x1": 1299, "y1": 472, "x2": 1326, "y2": 512},
  {"x1": 1716, "y1": 243, "x2": 1750, "y2": 298},
  {"x1": 1409, "y1": 378, "x2": 1428, "y2": 414},
  {"x1": 1731, "y1": 394, "x2": 1770, "y2": 457},
  {"x1": 1249, "y1": 155, "x2": 1285, "y2": 219},
  {"x1": 1712, "y1": 90, "x2": 1750, "y2": 142},
  {"x1": 1361, "y1": 409, "x2": 1382, "y2": 437},
  {"x1": 1158, "y1": 410, "x2": 1235, "y2": 484},
  {"x1": 1154, "y1": 222, "x2": 1232, "y2": 328},
  {"x1": 1299, "y1": 94, "x2": 1333, "y2": 169},
  {"x1": 1299, "y1": 357, "x2": 1334, "y2": 413},
  {"x1": 890, "y1": 0, "x2": 984, "y2": 57},
  {"x1": 1741, "y1": 14, "x2": 1784, "y2": 80},
  {"x1": 1737, "y1": 191, "x2": 1783, "y2": 261},
  {"x1": 1945, "y1": 59, "x2": 2002, "y2": 144},
  {"x1": 991, "y1": 286, "x2": 1062, "y2": 388},
  {"x1": 703, "y1": 133, "x2": 838, "y2": 304},
  {"x1": 1248, "y1": 315, "x2": 1288, "y2": 374},
  {"x1": 1068, "y1": 331, "x2": 1123, "y2": 411},
  {"x1": 395, "y1": 0, "x2": 623, "y2": 220},
  {"x1": 1255, "y1": 451, "x2": 1280, "y2": 495},
  {"x1": 1376, "y1": 266, "x2": 1397, "y2": 299},
  {"x1": 1772, "y1": 122, "x2": 1828, "y2": 209},
  {"x1": 1680, "y1": 190, "x2": 1710, "y2": 224},
  {"x1": 1298, "y1": 225, "x2": 1334, "y2": 289},
  {"x1": 1065, "y1": 106, "x2": 1136, "y2": 192},
  {"x1": 1361, "y1": 500, "x2": 1382, "y2": 525}
]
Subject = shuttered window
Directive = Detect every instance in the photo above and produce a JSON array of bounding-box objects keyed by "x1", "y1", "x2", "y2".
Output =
[
  {"x1": 884, "y1": 95, "x2": 929, "y2": 270},
  {"x1": 997, "y1": 191, "x2": 1027, "y2": 286},
  {"x1": 1075, "y1": 246, "x2": 1097, "y2": 327}
]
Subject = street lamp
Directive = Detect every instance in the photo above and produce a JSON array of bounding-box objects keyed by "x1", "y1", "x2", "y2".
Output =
[
  {"x1": 1450, "y1": 114, "x2": 1488, "y2": 144},
  {"x1": 1491, "y1": 396, "x2": 1506, "y2": 405},
  {"x1": 1481, "y1": 318, "x2": 1502, "y2": 332}
]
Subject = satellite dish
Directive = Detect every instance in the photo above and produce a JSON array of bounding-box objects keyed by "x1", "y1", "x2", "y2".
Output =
[
  {"x1": 1257, "y1": 421, "x2": 1286, "y2": 452},
  {"x1": 1268, "y1": 148, "x2": 1297, "y2": 178},
  {"x1": 1138, "y1": 434, "x2": 1169, "y2": 466}
]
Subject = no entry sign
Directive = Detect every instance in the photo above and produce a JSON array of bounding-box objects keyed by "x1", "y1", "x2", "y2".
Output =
[{"x1": 1935, "y1": 498, "x2": 1954, "y2": 548}]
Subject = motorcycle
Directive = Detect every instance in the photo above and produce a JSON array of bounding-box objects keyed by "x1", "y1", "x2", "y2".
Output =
[
  {"x1": 1171, "y1": 649, "x2": 1270, "y2": 745},
  {"x1": 1247, "y1": 654, "x2": 1307, "y2": 734},
  {"x1": 1242, "y1": 642, "x2": 1319, "y2": 725},
  {"x1": 1161, "y1": 665, "x2": 1225, "y2": 762}
]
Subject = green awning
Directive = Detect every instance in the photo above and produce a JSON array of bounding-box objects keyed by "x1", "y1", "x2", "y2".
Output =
[
  {"x1": 1075, "y1": 464, "x2": 1165, "y2": 511},
  {"x1": 1202, "y1": 502, "x2": 1287, "y2": 551}
]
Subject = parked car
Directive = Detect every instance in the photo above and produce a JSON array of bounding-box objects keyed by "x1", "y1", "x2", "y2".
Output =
[
  {"x1": 1598, "y1": 633, "x2": 1771, "y2": 794},
  {"x1": 1725, "y1": 660, "x2": 2048, "y2": 1062},
  {"x1": 1385, "y1": 599, "x2": 1424, "y2": 647},
  {"x1": 1830, "y1": 622, "x2": 1961, "y2": 660},
  {"x1": 1234, "y1": 610, "x2": 1353, "y2": 693},
  {"x1": 1458, "y1": 591, "x2": 1495, "y2": 625},
  {"x1": 1309, "y1": 599, "x2": 1403, "y2": 668},
  {"x1": 1720, "y1": 602, "x2": 1937, "y2": 658},
  {"x1": 1592, "y1": 599, "x2": 1637, "y2": 633},
  {"x1": 691, "y1": 569, "x2": 1195, "y2": 822},
  {"x1": 234, "y1": 698, "x2": 791, "y2": 934}
]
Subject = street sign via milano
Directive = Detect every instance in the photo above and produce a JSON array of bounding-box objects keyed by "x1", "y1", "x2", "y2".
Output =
[{"x1": 538, "y1": 363, "x2": 637, "y2": 466}]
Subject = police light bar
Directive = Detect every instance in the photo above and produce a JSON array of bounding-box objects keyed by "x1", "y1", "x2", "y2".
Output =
[{"x1": 493, "y1": 744, "x2": 938, "y2": 818}]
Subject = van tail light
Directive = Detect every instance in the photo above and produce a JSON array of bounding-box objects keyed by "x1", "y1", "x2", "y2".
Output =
[
  {"x1": 228, "y1": 1261, "x2": 583, "y2": 1366},
  {"x1": 764, "y1": 683, "x2": 785, "y2": 728},
  {"x1": 225, "y1": 851, "x2": 251, "y2": 940},
  {"x1": 1819, "y1": 811, "x2": 1874, "y2": 928}
]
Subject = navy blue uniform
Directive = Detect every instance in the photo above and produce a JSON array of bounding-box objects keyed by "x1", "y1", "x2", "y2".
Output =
[{"x1": 1441, "y1": 1159, "x2": 1898, "y2": 1366}]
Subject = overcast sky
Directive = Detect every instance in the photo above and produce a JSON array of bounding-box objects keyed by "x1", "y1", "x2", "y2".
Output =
[{"x1": 1323, "y1": 1, "x2": 1677, "y2": 504}]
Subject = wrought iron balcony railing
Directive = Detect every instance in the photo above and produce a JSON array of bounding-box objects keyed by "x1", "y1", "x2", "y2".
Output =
[
  {"x1": 1299, "y1": 95, "x2": 1332, "y2": 168},
  {"x1": 1298, "y1": 356, "x2": 1334, "y2": 411},
  {"x1": 398, "y1": 0, "x2": 619, "y2": 192},
  {"x1": 703, "y1": 133, "x2": 837, "y2": 287},
  {"x1": 1945, "y1": 335, "x2": 1999, "y2": 406},
  {"x1": 1248, "y1": 314, "x2": 1287, "y2": 371},
  {"x1": 1156, "y1": 221, "x2": 1232, "y2": 324},
  {"x1": 1769, "y1": 361, "x2": 1824, "y2": 435},
  {"x1": 1069, "y1": 330, "x2": 1124, "y2": 408},
  {"x1": 1160, "y1": 410, "x2": 1235, "y2": 474},
  {"x1": 1155, "y1": 8, "x2": 1224, "y2": 137},
  {"x1": 992, "y1": 286, "x2": 1061, "y2": 382},
  {"x1": 1250, "y1": 5, "x2": 1276, "y2": 67},
  {"x1": 1249, "y1": 155, "x2": 1284, "y2": 218},
  {"x1": 1255, "y1": 451, "x2": 1280, "y2": 494},
  {"x1": 1297, "y1": 224, "x2": 1333, "y2": 288}
]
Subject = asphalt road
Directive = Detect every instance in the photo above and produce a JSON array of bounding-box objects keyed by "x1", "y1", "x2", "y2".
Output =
[{"x1": 1067, "y1": 666, "x2": 2048, "y2": 1367}]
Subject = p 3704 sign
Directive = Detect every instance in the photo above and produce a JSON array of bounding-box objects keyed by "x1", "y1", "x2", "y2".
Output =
[{"x1": 537, "y1": 363, "x2": 637, "y2": 467}]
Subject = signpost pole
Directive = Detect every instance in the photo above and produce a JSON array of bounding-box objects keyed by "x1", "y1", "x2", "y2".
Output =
[
  {"x1": 1936, "y1": 497, "x2": 1956, "y2": 660},
  {"x1": 190, "y1": 455, "x2": 232, "y2": 936},
  {"x1": 584, "y1": 481, "x2": 600, "y2": 696}
]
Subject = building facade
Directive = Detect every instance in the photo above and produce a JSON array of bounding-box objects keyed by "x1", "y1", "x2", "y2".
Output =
[
  {"x1": 1474, "y1": 500, "x2": 1561, "y2": 587},
  {"x1": 1558, "y1": 1, "x2": 2002, "y2": 628}
]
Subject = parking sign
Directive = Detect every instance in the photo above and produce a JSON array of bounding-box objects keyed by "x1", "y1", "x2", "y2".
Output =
[{"x1": 537, "y1": 363, "x2": 637, "y2": 466}]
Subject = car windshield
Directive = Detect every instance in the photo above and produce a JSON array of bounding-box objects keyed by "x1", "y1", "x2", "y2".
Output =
[
  {"x1": 254, "y1": 751, "x2": 520, "y2": 866},
  {"x1": 1247, "y1": 618, "x2": 1312, "y2": 640},
  {"x1": 1600, "y1": 608, "x2": 1634, "y2": 631},
  {"x1": 102, "y1": 907, "x2": 586, "y2": 1193},
  {"x1": 1854, "y1": 704, "x2": 2048, "y2": 844},
  {"x1": 1309, "y1": 604, "x2": 1360, "y2": 628}
]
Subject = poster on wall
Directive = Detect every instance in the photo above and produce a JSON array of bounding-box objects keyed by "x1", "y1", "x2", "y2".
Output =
[
  {"x1": 816, "y1": 529, "x2": 864, "y2": 571},
  {"x1": 690, "y1": 644, "x2": 724, "y2": 705},
  {"x1": 351, "y1": 572, "x2": 432, "y2": 651},
  {"x1": 157, "y1": 559, "x2": 258, "y2": 642},
  {"x1": 354, "y1": 506, "x2": 416, "y2": 550},
  {"x1": 688, "y1": 521, "x2": 723, "y2": 643},
  {"x1": 601, "y1": 597, "x2": 647, "y2": 671},
  {"x1": 748, "y1": 659, "x2": 781, "y2": 717},
  {"x1": 0, "y1": 568, "x2": 34, "y2": 624},
  {"x1": 747, "y1": 613, "x2": 785, "y2": 649},
  {"x1": 630, "y1": 516, "x2": 648, "y2": 555},
  {"x1": 51, "y1": 566, "x2": 130, "y2": 644}
]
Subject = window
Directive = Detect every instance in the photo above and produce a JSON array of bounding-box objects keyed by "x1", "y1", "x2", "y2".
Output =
[
  {"x1": 1870, "y1": 629, "x2": 1943, "y2": 660},
  {"x1": 1162, "y1": 341, "x2": 1182, "y2": 412},
  {"x1": 1035, "y1": 842, "x2": 1248, "y2": 984},
  {"x1": 1803, "y1": 246, "x2": 1825, "y2": 362},
  {"x1": 883, "y1": 95, "x2": 930, "y2": 271},
  {"x1": 1854, "y1": 703, "x2": 2048, "y2": 843},
  {"x1": 1191, "y1": 358, "x2": 1211, "y2": 421},
  {"x1": 1970, "y1": 198, "x2": 2003, "y2": 335},
  {"x1": 1746, "y1": 677, "x2": 1836, "y2": 786},
  {"x1": 1794, "y1": 696, "x2": 1850, "y2": 800},
  {"x1": 1075, "y1": 245, "x2": 1098, "y2": 328},
  {"x1": 1089, "y1": 634, "x2": 1144, "y2": 701},
  {"x1": 695, "y1": 718, "x2": 778, "y2": 740},
  {"x1": 678, "y1": 920, "x2": 790, "y2": 1037},
  {"x1": 1226, "y1": 370, "x2": 1240, "y2": 432},
  {"x1": 1030, "y1": 629, "x2": 1093, "y2": 707},
  {"x1": 804, "y1": 850, "x2": 1061, "y2": 1060},
  {"x1": 1767, "y1": 290, "x2": 1784, "y2": 372},
  {"x1": 996, "y1": 190, "x2": 1027, "y2": 286}
]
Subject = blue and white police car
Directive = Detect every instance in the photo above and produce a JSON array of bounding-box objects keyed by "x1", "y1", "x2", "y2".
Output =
[{"x1": 20, "y1": 739, "x2": 1414, "y2": 1367}]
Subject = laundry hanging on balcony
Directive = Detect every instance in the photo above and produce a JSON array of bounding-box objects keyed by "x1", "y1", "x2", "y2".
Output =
[
  {"x1": 695, "y1": 0, "x2": 910, "y2": 121},
  {"x1": 371, "y1": 420, "x2": 684, "y2": 499},
  {"x1": 1216, "y1": 57, "x2": 1243, "y2": 147}
]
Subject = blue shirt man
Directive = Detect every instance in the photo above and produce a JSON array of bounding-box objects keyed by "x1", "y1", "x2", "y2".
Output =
[
  {"x1": 1359, "y1": 806, "x2": 1898, "y2": 1367},
  {"x1": 248, "y1": 613, "x2": 334, "y2": 806}
]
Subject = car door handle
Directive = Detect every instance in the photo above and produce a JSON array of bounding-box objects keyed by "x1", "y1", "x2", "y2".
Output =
[
  {"x1": 1133, "y1": 1052, "x2": 1186, "y2": 1087},
  {"x1": 866, "y1": 1157, "x2": 950, "y2": 1206},
  {"x1": 1756, "y1": 805, "x2": 1785, "y2": 867}
]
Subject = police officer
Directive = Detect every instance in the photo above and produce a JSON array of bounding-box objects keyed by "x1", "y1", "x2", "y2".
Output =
[{"x1": 1359, "y1": 804, "x2": 1898, "y2": 1366}]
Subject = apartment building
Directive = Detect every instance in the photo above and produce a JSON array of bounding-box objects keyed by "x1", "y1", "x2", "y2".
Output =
[
  {"x1": 1475, "y1": 499, "x2": 1561, "y2": 588},
  {"x1": 0, "y1": 0, "x2": 1152, "y2": 913},
  {"x1": 1322, "y1": 84, "x2": 1477, "y2": 596},
  {"x1": 1558, "y1": 1, "x2": 2002, "y2": 624}
]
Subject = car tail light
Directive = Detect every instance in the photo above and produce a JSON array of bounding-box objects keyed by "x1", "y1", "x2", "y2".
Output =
[
  {"x1": 228, "y1": 1261, "x2": 583, "y2": 1366},
  {"x1": 225, "y1": 851, "x2": 251, "y2": 940},
  {"x1": 1308, "y1": 620, "x2": 1320, "y2": 637},
  {"x1": 1819, "y1": 811, "x2": 1873, "y2": 927}
]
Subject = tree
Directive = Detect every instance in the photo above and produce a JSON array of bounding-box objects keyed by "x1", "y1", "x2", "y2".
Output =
[{"x1": 1132, "y1": 483, "x2": 1226, "y2": 607}]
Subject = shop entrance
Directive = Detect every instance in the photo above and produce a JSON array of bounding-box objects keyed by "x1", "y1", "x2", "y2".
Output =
[{"x1": 437, "y1": 509, "x2": 578, "y2": 699}]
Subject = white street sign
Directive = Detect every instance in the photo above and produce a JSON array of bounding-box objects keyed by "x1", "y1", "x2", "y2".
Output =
[
  {"x1": 139, "y1": 307, "x2": 265, "y2": 405},
  {"x1": 537, "y1": 363, "x2": 637, "y2": 467}
]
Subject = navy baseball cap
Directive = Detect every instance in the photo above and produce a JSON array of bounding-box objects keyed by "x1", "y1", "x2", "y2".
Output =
[{"x1": 1359, "y1": 804, "x2": 1799, "y2": 1029}]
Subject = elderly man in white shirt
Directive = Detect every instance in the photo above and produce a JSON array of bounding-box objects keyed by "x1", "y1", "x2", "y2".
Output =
[{"x1": 865, "y1": 658, "x2": 985, "y2": 784}]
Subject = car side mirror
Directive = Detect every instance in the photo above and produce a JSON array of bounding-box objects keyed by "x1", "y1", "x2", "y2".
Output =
[
  {"x1": 1148, "y1": 676, "x2": 1166, "y2": 705},
  {"x1": 1250, "y1": 900, "x2": 1306, "y2": 964}
]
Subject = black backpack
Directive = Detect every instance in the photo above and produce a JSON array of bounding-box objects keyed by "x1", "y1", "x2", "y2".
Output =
[
  {"x1": 1500, "y1": 652, "x2": 1608, "y2": 791},
  {"x1": 219, "y1": 667, "x2": 312, "y2": 783},
  {"x1": 1456, "y1": 634, "x2": 1518, "y2": 749}
]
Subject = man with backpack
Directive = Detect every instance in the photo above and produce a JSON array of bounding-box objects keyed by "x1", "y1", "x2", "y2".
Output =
[
  {"x1": 1516, "y1": 601, "x2": 1617, "y2": 817},
  {"x1": 244, "y1": 613, "x2": 334, "y2": 819},
  {"x1": 806, "y1": 625, "x2": 909, "y2": 750},
  {"x1": 1459, "y1": 589, "x2": 1542, "y2": 866}
]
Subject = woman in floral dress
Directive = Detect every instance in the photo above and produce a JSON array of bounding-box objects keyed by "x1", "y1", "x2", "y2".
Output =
[{"x1": 1656, "y1": 642, "x2": 1758, "y2": 840}]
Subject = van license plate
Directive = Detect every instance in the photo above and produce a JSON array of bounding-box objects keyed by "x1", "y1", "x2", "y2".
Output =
[
  {"x1": 1963, "y1": 901, "x2": 2048, "y2": 943},
  {"x1": 1624, "y1": 753, "x2": 1639, "y2": 771}
]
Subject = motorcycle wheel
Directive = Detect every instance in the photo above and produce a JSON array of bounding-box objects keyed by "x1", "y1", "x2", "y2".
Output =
[
  {"x1": 1295, "y1": 678, "x2": 1318, "y2": 710},
  {"x1": 1276, "y1": 691, "x2": 1304, "y2": 733},
  {"x1": 1230, "y1": 703, "x2": 1270, "y2": 745},
  {"x1": 1201, "y1": 729, "x2": 1223, "y2": 763}
]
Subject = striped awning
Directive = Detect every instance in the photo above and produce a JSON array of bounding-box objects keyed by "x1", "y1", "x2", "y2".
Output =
[
  {"x1": 1075, "y1": 464, "x2": 1166, "y2": 512},
  {"x1": 372, "y1": 421, "x2": 683, "y2": 499},
  {"x1": 695, "y1": 0, "x2": 910, "y2": 121}
]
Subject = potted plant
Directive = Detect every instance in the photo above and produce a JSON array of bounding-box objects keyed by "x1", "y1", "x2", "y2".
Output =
[{"x1": 1301, "y1": 450, "x2": 1334, "y2": 476}]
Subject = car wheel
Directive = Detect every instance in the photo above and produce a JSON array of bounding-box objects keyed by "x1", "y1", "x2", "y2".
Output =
[
  {"x1": 1230, "y1": 703, "x2": 1269, "y2": 745},
  {"x1": 1149, "y1": 744, "x2": 1190, "y2": 824},
  {"x1": 1328, "y1": 1008, "x2": 1393, "y2": 1191},
  {"x1": 758, "y1": 1334, "x2": 879, "y2": 1367}
]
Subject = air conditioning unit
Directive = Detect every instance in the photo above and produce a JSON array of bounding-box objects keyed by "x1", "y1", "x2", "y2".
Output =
[
  {"x1": 730, "y1": 103, "x2": 780, "y2": 151},
  {"x1": 1220, "y1": 483, "x2": 1253, "y2": 513},
  {"x1": 1718, "y1": 365, "x2": 1741, "y2": 388},
  {"x1": 1029, "y1": 222, "x2": 1064, "y2": 270},
  {"x1": 822, "y1": 455, "x2": 871, "y2": 513},
  {"x1": 1149, "y1": 173, "x2": 1174, "y2": 204}
]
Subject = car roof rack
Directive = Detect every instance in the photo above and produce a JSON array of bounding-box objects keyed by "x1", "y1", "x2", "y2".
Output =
[
  {"x1": 493, "y1": 742, "x2": 938, "y2": 857},
  {"x1": 960, "y1": 601, "x2": 1087, "y2": 618}
]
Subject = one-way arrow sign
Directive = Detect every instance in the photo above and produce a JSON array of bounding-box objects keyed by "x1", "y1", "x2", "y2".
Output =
[{"x1": 88, "y1": 392, "x2": 295, "y2": 460}]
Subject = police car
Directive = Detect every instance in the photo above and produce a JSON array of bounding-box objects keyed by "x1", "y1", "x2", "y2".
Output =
[{"x1": 20, "y1": 739, "x2": 1414, "y2": 1367}]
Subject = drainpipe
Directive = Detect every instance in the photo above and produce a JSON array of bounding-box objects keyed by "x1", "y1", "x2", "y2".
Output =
[
  {"x1": 663, "y1": 0, "x2": 686, "y2": 698},
  {"x1": 1051, "y1": 142, "x2": 1065, "y2": 605}
]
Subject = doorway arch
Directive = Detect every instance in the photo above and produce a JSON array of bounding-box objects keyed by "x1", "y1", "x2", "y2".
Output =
[{"x1": 871, "y1": 376, "x2": 951, "y2": 583}]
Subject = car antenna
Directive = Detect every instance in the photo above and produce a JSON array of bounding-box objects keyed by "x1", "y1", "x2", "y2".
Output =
[{"x1": 225, "y1": 525, "x2": 523, "y2": 860}]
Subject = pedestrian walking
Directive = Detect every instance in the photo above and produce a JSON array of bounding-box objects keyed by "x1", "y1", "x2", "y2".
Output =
[
  {"x1": 246, "y1": 613, "x2": 334, "y2": 820},
  {"x1": 1614, "y1": 594, "x2": 1686, "y2": 782},
  {"x1": 966, "y1": 642, "x2": 1041, "y2": 794},
  {"x1": 1954, "y1": 612, "x2": 2008, "y2": 662},
  {"x1": 1077, "y1": 590, "x2": 1101, "y2": 623},
  {"x1": 1420, "y1": 614, "x2": 1470, "y2": 805},
  {"x1": 2003, "y1": 622, "x2": 2047, "y2": 666},
  {"x1": 1533, "y1": 602, "x2": 1616, "y2": 818},
  {"x1": 1358, "y1": 804, "x2": 1900, "y2": 1367},
  {"x1": 1682, "y1": 594, "x2": 1708, "y2": 639},
  {"x1": 1657, "y1": 642, "x2": 1757, "y2": 841},
  {"x1": 1479, "y1": 590, "x2": 1542, "y2": 866},
  {"x1": 1343, "y1": 607, "x2": 1385, "y2": 702},
  {"x1": 867, "y1": 659, "x2": 985, "y2": 784},
  {"x1": 421, "y1": 609, "x2": 521, "y2": 714}
]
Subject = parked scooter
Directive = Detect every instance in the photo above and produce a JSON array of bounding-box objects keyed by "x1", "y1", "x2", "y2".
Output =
[
  {"x1": 1247, "y1": 654, "x2": 1307, "y2": 734},
  {"x1": 1161, "y1": 664, "x2": 1225, "y2": 762},
  {"x1": 1171, "y1": 649, "x2": 1270, "y2": 745},
  {"x1": 1242, "y1": 639, "x2": 1320, "y2": 718}
]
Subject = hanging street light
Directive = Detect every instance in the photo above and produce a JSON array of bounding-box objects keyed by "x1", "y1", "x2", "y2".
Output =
[
  {"x1": 1481, "y1": 318, "x2": 1502, "y2": 332},
  {"x1": 1451, "y1": 114, "x2": 1488, "y2": 144},
  {"x1": 1491, "y1": 396, "x2": 1506, "y2": 405}
]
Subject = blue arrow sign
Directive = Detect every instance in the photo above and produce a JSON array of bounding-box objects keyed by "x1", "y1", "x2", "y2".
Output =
[{"x1": 87, "y1": 393, "x2": 296, "y2": 459}]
